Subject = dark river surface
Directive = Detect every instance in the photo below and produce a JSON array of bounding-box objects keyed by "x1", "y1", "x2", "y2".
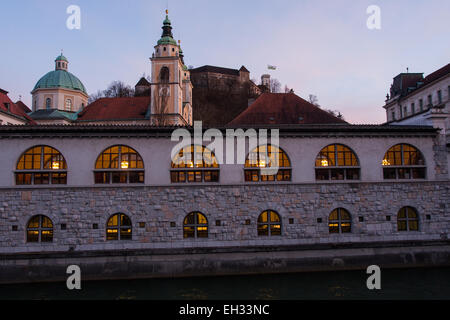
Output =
[{"x1": 0, "y1": 267, "x2": 449, "y2": 300}]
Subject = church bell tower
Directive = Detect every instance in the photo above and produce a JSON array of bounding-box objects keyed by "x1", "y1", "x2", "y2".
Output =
[{"x1": 150, "y1": 10, "x2": 193, "y2": 126}]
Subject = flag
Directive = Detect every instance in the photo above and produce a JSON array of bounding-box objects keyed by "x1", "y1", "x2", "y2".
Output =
[{"x1": 267, "y1": 65, "x2": 277, "y2": 70}]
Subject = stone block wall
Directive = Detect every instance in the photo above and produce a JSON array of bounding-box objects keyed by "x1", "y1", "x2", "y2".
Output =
[{"x1": 0, "y1": 181, "x2": 449, "y2": 254}]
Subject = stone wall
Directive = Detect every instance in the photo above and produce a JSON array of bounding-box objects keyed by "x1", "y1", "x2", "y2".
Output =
[{"x1": 1, "y1": 181, "x2": 448, "y2": 254}]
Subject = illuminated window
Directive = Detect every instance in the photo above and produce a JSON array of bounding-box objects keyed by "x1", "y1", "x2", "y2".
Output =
[
  {"x1": 257, "y1": 210, "x2": 282, "y2": 236},
  {"x1": 245, "y1": 145, "x2": 291, "y2": 182},
  {"x1": 382, "y1": 144, "x2": 425, "y2": 179},
  {"x1": 16, "y1": 146, "x2": 67, "y2": 185},
  {"x1": 328, "y1": 208, "x2": 351, "y2": 233},
  {"x1": 315, "y1": 144, "x2": 360, "y2": 180},
  {"x1": 171, "y1": 145, "x2": 219, "y2": 183},
  {"x1": 183, "y1": 212, "x2": 208, "y2": 238},
  {"x1": 26, "y1": 215, "x2": 53, "y2": 243},
  {"x1": 397, "y1": 207, "x2": 419, "y2": 231},
  {"x1": 94, "y1": 145, "x2": 144, "y2": 184},
  {"x1": 106, "y1": 213, "x2": 132, "y2": 241}
]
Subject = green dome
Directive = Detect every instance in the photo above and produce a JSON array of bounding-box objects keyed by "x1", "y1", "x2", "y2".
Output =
[
  {"x1": 55, "y1": 54, "x2": 68, "y2": 62},
  {"x1": 32, "y1": 70, "x2": 87, "y2": 95},
  {"x1": 157, "y1": 36, "x2": 178, "y2": 46}
]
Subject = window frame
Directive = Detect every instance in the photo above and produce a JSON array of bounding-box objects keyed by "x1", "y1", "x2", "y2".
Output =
[
  {"x1": 183, "y1": 212, "x2": 209, "y2": 239},
  {"x1": 171, "y1": 145, "x2": 220, "y2": 183},
  {"x1": 314, "y1": 144, "x2": 360, "y2": 181},
  {"x1": 382, "y1": 144, "x2": 426, "y2": 180},
  {"x1": 106, "y1": 213, "x2": 132, "y2": 241},
  {"x1": 26, "y1": 215, "x2": 54, "y2": 243},
  {"x1": 397, "y1": 207, "x2": 419, "y2": 232},
  {"x1": 159, "y1": 66, "x2": 170, "y2": 83},
  {"x1": 328, "y1": 208, "x2": 352, "y2": 234},
  {"x1": 65, "y1": 98, "x2": 72, "y2": 111},
  {"x1": 45, "y1": 98, "x2": 51, "y2": 110},
  {"x1": 244, "y1": 145, "x2": 292, "y2": 182},
  {"x1": 257, "y1": 210, "x2": 282, "y2": 236},
  {"x1": 94, "y1": 145, "x2": 145, "y2": 184},
  {"x1": 15, "y1": 145, "x2": 68, "y2": 185}
]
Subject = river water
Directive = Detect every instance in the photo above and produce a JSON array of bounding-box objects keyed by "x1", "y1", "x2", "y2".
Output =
[{"x1": 0, "y1": 267, "x2": 449, "y2": 300}]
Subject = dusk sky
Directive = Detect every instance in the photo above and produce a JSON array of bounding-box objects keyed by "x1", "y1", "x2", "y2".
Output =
[{"x1": 1, "y1": 0, "x2": 449, "y2": 124}]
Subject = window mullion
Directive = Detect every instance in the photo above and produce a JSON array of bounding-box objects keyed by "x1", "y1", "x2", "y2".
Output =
[{"x1": 40, "y1": 147, "x2": 44, "y2": 170}]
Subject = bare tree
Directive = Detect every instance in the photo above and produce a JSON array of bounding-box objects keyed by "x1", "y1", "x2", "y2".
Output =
[
  {"x1": 308, "y1": 94, "x2": 345, "y2": 120},
  {"x1": 270, "y1": 78, "x2": 282, "y2": 93},
  {"x1": 88, "y1": 90, "x2": 105, "y2": 104},
  {"x1": 284, "y1": 85, "x2": 294, "y2": 93},
  {"x1": 104, "y1": 81, "x2": 134, "y2": 98},
  {"x1": 88, "y1": 81, "x2": 135, "y2": 104},
  {"x1": 308, "y1": 94, "x2": 320, "y2": 107},
  {"x1": 324, "y1": 109, "x2": 345, "y2": 120}
]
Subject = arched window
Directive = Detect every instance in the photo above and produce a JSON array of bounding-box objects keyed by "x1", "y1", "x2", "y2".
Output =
[
  {"x1": 382, "y1": 144, "x2": 426, "y2": 179},
  {"x1": 159, "y1": 66, "x2": 170, "y2": 83},
  {"x1": 183, "y1": 212, "x2": 208, "y2": 238},
  {"x1": 94, "y1": 145, "x2": 144, "y2": 184},
  {"x1": 315, "y1": 144, "x2": 360, "y2": 180},
  {"x1": 65, "y1": 99, "x2": 72, "y2": 111},
  {"x1": 171, "y1": 145, "x2": 219, "y2": 183},
  {"x1": 245, "y1": 145, "x2": 291, "y2": 182},
  {"x1": 45, "y1": 98, "x2": 51, "y2": 110},
  {"x1": 106, "y1": 213, "x2": 132, "y2": 241},
  {"x1": 328, "y1": 208, "x2": 351, "y2": 233},
  {"x1": 257, "y1": 210, "x2": 282, "y2": 236},
  {"x1": 16, "y1": 146, "x2": 67, "y2": 185},
  {"x1": 397, "y1": 207, "x2": 419, "y2": 231},
  {"x1": 27, "y1": 215, "x2": 53, "y2": 243}
]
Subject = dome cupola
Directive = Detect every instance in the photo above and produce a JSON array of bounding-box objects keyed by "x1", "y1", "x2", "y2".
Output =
[
  {"x1": 30, "y1": 53, "x2": 88, "y2": 114},
  {"x1": 55, "y1": 53, "x2": 68, "y2": 71},
  {"x1": 32, "y1": 53, "x2": 87, "y2": 95}
]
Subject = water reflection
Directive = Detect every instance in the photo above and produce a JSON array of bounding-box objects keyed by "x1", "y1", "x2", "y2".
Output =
[
  {"x1": 328, "y1": 286, "x2": 349, "y2": 298},
  {"x1": 179, "y1": 288, "x2": 209, "y2": 300},
  {"x1": 0, "y1": 267, "x2": 449, "y2": 300},
  {"x1": 256, "y1": 288, "x2": 277, "y2": 300}
]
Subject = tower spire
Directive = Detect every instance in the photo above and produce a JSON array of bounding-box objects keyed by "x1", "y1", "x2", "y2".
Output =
[
  {"x1": 157, "y1": 10, "x2": 177, "y2": 46},
  {"x1": 162, "y1": 10, "x2": 173, "y2": 38}
]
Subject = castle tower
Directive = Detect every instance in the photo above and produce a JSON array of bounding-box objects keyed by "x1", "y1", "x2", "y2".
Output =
[
  {"x1": 150, "y1": 11, "x2": 193, "y2": 126},
  {"x1": 261, "y1": 74, "x2": 271, "y2": 92}
]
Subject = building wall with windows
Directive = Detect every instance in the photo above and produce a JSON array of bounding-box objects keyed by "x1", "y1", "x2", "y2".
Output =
[
  {"x1": 385, "y1": 76, "x2": 450, "y2": 123},
  {"x1": 0, "y1": 135, "x2": 444, "y2": 187},
  {"x1": 32, "y1": 88, "x2": 88, "y2": 113},
  {"x1": 0, "y1": 125, "x2": 448, "y2": 255},
  {"x1": 0, "y1": 182, "x2": 449, "y2": 254}
]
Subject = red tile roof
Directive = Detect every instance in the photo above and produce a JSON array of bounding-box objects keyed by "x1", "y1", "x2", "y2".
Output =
[
  {"x1": 77, "y1": 96, "x2": 150, "y2": 121},
  {"x1": 423, "y1": 63, "x2": 450, "y2": 85},
  {"x1": 15, "y1": 100, "x2": 31, "y2": 113},
  {"x1": 227, "y1": 93, "x2": 347, "y2": 126},
  {"x1": 0, "y1": 89, "x2": 35, "y2": 124}
]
